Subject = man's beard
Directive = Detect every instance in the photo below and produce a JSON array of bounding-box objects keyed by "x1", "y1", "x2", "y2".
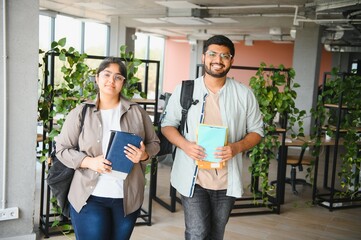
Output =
[{"x1": 203, "y1": 62, "x2": 231, "y2": 78}]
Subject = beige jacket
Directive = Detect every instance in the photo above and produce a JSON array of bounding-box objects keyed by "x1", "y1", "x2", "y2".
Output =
[{"x1": 55, "y1": 98, "x2": 160, "y2": 215}]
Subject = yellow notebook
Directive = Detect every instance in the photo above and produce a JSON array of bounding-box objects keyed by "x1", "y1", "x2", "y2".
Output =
[{"x1": 196, "y1": 124, "x2": 228, "y2": 168}]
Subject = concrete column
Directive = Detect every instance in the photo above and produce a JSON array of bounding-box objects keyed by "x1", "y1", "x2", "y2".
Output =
[
  {"x1": 292, "y1": 23, "x2": 322, "y2": 135},
  {"x1": 109, "y1": 16, "x2": 135, "y2": 56},
  {"x1": 189, "y1": 40, "x2": 204, "y2": 79},
  {"x1": 0, "y1": 0, "x2": 38, "y2": 239},
  {"x1": 332, "y1": 52, "x2": 351, "y2": 72}
]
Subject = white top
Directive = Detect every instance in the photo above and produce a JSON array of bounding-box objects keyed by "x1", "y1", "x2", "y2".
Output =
[{"x1": 92, "y1": 103, "x2": 124, "y2": 198}]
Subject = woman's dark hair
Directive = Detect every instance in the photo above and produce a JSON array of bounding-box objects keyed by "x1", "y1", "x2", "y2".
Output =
[
  {"x1": 203, "y1": 35, "x2": 235, "y2": 58},
  {"x1": 96, "y1": 57, "x2": 127, "y2": 99},
  {"x1": 96, "y1": 57, "x2": 127, "y2": 82}
]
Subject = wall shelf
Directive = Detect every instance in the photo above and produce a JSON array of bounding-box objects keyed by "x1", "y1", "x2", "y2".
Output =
[{"x1": 312, "y1": 71, "x2": 361, "y2": 211}]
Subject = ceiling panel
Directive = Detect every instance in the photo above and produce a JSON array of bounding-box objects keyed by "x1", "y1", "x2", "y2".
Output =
[{"x1": 39, "y1": 0, "x2": 361, "y2": 51}]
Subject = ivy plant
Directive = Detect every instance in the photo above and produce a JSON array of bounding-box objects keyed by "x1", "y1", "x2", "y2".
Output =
[
  {"x1": 249, "y1": 62, "x2": 306, "y2": 205},
  {"x1": 311, "y1": 68, "x2": 361, "y2": 198},
  {"x1": 119, "y1": 45, "x2": 146, "y2": 99},
  {"x1": 38, "y1": 38, "x2": 97, "y2": 163},
  {"x1": 38, "y1": 38, "x2": 147, "y2": 228}
]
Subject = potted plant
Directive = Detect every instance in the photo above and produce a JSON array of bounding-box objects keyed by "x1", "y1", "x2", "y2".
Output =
[
  {"x1": 248, "y1": 62, "x2": 306, "y2": 205},
  {"x1": 311, "y1": 68, "x2": 361, "y2": 199}
]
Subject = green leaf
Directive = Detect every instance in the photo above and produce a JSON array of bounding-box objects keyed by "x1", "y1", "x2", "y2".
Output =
[
  {"x1": 59, "y1": 53, "x2": 66, "y2": 61},
  {"x1": 51, "y1": 41, "x2": 58, "y2": 49},
  {"x1": 58, "y1": 38, "x2": 66, "y2": 47}
]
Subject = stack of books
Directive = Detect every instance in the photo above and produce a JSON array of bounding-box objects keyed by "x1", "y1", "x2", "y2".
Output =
[{"x1": 196, "y1": 124, "x2": 228, "y2": 169}]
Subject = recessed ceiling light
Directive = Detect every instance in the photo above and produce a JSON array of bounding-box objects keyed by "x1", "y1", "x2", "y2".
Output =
[
  {"x1": 160, "y1": 17, "x2": 211, "y2": 25},
  {"x1": 269, "y1": 27, "x2": 282, "y2": 35},
  {"x1": 134, "y1": 18, "x2": 166, "y2": 24},
  {"x1": 204, "y1": 18, "x2": 238, "y2": 23},
  {"x1": 155, "y1": 1, "x2": 200, "y2": 9},
  {"x1": 74, "y1": 2, "x2": 115, "y2": 10}
]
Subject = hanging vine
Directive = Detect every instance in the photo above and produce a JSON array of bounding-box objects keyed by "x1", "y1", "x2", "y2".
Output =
[
  {"x1": 311, "y1": 68, "x2": 361, "y2": 198},
  {"x1": 249, "y1": 62, "x2": 306, "y2": 204}
]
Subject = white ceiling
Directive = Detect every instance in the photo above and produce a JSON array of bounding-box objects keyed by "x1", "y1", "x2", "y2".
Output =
[{"x1": 39, "y1": 0, "x2": 361, "y2": 50}]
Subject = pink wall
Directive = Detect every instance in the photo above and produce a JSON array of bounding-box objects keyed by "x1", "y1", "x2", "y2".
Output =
[
  {"x1": 230, "y1": 41, "x2": 294, "y2": 86},
  {"x1": 163, "y1": 39, "x2": 191, "y2": 93},
  {"x1": 319, "y1": 49, "x2": 333, "y2": 85},
  {"x1": 163, "y1": 38, "x2": 332, "y2": 92}
]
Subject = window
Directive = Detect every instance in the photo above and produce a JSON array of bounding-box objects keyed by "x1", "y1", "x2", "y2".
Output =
[
  {"x1": 54, "y1": 15, "x2": 81, "y2": 50},
  {"x1": 39, "y1": 15, "x2": 52, "y2": 51},
  {"x1": 39, "y1": 13, "x2": 110, "y2": 88},
  {"x1": 84, "y1": 22, "x2": 109, "y2": 56},
  {"x1": 39, "y1": 13, "x2": 110, "y2": 55},
  {"x1": 135, "y1": 33, "x2": 165, "y2": 100}
]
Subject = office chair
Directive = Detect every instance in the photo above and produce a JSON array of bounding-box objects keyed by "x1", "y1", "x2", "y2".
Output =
[
  {"x1": 284, "y1": 146, "x2": 314, "y2": 194},
  {"x1": 271, "y1": 146, "x2": 314, "y2": 195}
]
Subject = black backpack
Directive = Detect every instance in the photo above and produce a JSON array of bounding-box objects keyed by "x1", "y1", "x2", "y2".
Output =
[
  {"x1": 157, "y1": 80, "x2": 197, "y2": 158},
  {"x1": 46, "y1": 103, "x2": 90, "y2": 218}
]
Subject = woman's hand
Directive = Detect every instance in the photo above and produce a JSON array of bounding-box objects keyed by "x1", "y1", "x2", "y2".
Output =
[
  {"x1": 81, "y1": 155, "x2": 112, "y2": 174},
  {"x1": 124, "y1": 141, "x2": 149, "y2": 163}
]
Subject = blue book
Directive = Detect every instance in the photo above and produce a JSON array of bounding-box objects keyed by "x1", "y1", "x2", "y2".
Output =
[
  {"x1": 197, "y1": 124, "x2": 228, "y2": 163},
  {"x1": 105, "y1": 131, "x2": 142, "y2": 179}
]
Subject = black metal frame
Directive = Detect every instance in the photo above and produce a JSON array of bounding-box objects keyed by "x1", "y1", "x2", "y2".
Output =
[
  {"x1": 312, "y1": 72, "x2": 361, "y2": 211},
  {"x1": 150, "y1": 157, "x2": 182, "y2": 212},
  {"x1": 38, "y1": 52, "x2": 161, "y2": 237}
]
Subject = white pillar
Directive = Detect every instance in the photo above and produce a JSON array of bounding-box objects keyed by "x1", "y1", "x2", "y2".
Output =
[{"x1": 109, "y1": 16, "x2": 135, "y2": 56}]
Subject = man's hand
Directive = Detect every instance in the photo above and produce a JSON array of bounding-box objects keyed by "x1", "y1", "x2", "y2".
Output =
[
  {"x1": 214, "y1": 143, "x2": 239, "y2": 162},
  {"x1": 182, "y1": 141, "x2": 206, "y2": 161}
]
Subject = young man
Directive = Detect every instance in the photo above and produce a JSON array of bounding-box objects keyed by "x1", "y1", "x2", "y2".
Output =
[{"x1": 161, "y1": 35, "x2": 264, "y2": 239}]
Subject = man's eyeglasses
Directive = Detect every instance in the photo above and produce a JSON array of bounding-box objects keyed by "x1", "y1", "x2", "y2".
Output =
[
  {"x1": 205, "y1": 51, "x2": 232, "y2": 61},
  {"x1": 99, "y1": 71, "x2": 126, "y2": 82}
]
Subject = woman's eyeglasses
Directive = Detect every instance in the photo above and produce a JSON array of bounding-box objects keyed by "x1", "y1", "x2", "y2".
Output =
[
  {"x1": 99, "y1": 71, "x2": 126, "y2": 82},
  {"x1": 205, "y1": 50, "x2": 232, "y2": 61}
]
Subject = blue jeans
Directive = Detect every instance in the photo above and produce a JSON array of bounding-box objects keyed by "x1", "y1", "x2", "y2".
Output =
[
  {"x1": 70, "y1": 195, "x2": 140, "y2": 240},
  {"x1": 181, "y1": 184, "x2": 236, "y2": 240}
]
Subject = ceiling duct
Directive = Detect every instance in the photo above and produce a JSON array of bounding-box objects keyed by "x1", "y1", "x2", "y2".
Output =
[
  {"x1": 324, "y1": 44, "x2": 361, "y2": 52},
  {"x1": 314, "y1": 0, "x2": 361, "y2": 12},
  {"x1": 161, "y1": 7, "x2": 211, "y2": 25},
  {"x1": 167, "y1": 8, "x2": 209, "y2": 18},
  {"x1": 311, "y1": 1, "x2": 361, "y2": 52}
]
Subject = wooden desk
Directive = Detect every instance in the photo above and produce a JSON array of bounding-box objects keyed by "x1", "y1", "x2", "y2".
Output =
[
  {"x1": 276, "y1": 135, "x2": 341, "y2": 204},
  {"x1": 283, "y1": 135, "x2": 344, "y2": 147},
  {"x1": 133, "y1": 98, "x2": 156, "y2": 105},
  {"x1": 277, "y1": 135, "x2": 347, "y2": 204},
  {"x1": 37, "y1": 134, "x2": 43, "y2": 143},
  {"x1": 133, "y1": 98, "x2": 160, "y2": 123}
]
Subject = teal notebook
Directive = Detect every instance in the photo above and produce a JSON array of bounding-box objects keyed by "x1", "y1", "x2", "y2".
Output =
[{"x1": 197, "y1": 124, "x2": 228, "y2": 163}]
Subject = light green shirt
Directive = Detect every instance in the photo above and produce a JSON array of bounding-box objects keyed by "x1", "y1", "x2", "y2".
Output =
[{"x1": 161, "y1": 76, "x2": 264, "y2": 198}]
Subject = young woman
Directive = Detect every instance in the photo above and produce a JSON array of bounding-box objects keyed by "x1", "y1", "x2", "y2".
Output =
[{"x1": 55, "y1": 57, "x2": 160, "y2": 240}]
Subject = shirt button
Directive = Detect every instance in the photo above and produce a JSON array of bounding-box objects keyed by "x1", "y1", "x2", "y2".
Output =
[
  {"x1": 97, "y1": 139, "x2": 100, "y2": 143},
  {"x1": 99, "y1": 124, "x2": 101, "y2": 127},
  {"x1": 90, "y1": 186, "x2": 93, "y2": 189}
]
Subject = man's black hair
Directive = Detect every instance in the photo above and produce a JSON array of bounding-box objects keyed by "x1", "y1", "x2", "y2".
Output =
[{"x1": 203, "y1": 35, "x2": 235, "y2": 58}]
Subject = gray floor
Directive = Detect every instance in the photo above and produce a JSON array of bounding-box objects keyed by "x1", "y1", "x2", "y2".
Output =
[{"x1": 35, "y1": 147, "x2": 361, "y2": 240}]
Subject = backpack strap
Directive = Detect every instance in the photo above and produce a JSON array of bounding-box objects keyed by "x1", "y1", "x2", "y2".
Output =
[
  {"x1": 179, "y1": 80, "x2": 195, "y2": 135},
  {"x1": 51, "y1": 103, "x2": 92, "y2": 154},
  {"x1": 80, "y1": 103, "x2": 92, "y2": 129}
]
